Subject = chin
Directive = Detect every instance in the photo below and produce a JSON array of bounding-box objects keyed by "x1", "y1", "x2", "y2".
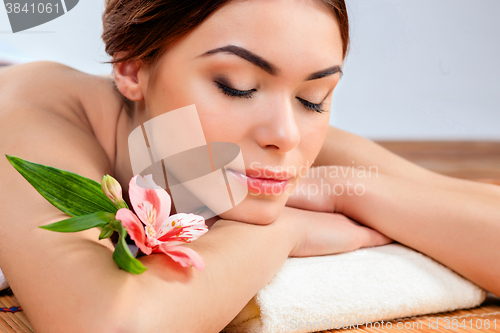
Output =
[{"x1": 216, "y1": 194, "x2": 286, "y2": 225}]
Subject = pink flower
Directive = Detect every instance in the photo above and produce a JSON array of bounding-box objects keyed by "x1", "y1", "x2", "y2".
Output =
[{"x1": 115, "y1": 174, "x2": 208, "y2": 270}]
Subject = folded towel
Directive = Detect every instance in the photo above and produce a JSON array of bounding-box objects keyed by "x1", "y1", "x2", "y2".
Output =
[
  {"x1": 223, "y1": 243, "x2": 486, "y2": 333},
  {"x1": 0, "y1": 267, "x2": 9, "y2": 291}
]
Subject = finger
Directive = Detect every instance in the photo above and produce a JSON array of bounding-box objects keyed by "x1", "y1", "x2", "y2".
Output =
[
  {"x1": 286, "y1": 179, "x2": 335, "y2": 212},
  {"x1": 360, "y1": 226, "x2": 394, "y2": 248}
]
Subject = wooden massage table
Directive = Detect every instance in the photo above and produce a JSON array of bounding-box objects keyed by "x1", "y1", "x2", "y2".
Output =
[{"x1": 0, "y1": 141, "x2": 499, "y2": 333}]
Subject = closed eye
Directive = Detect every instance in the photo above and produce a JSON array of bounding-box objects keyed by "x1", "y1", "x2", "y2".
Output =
[
  {"x1": 296, "y1": 97, "x2": 327, "y2": 114},
  {"x1": 215, "y1": 81, "x2": 255, "y2": 99},
  {"x1": 214, "y1": 81, "x2": 327, "y2": 113}
]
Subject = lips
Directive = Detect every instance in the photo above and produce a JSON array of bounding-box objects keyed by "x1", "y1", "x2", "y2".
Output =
[
  {"x1": 243, "y1": 168, "x2": 293, "y2": 181},
  {"x1": 226, "y1": 168, "x2": 292, "y2": 195}
]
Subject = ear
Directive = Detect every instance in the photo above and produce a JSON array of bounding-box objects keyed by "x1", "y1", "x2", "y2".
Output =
[{"x1": 113, "y1": 55, "x2": 145, "y2": 101}]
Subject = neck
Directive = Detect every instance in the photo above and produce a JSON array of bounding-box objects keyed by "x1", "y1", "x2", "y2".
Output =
[
  {"x1": 114, "y1": 105, "x2": 136, "y2": 208},
  {"x1": 113, "y1": 102, "x2": 179, "y2": 214}
]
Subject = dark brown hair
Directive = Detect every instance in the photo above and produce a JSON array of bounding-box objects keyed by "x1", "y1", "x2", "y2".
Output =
[{"x1": 102, "y1": 0, "x2": 350, "y2": 65}]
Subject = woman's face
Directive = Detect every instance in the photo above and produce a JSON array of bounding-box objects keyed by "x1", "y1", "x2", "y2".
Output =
[{"x1": 135, "y1": 0, "x2": 343, "y2": 224}]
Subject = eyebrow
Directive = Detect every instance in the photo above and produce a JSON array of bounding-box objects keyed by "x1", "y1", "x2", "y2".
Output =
[{"x1": 198, "y1": 45, "x2": 343, "y2": 81}]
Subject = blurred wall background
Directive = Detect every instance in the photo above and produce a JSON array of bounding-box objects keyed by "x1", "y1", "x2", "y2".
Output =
[{"x1": 1, "y1": 0, "x2": 499, "y2": 140}]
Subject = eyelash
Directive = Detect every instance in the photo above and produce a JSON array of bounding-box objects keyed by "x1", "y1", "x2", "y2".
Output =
[
  {"x1": 215, "y1": 81, "x2": 255, "y2": 99},
  {"x1": 215, "y1": 81, "x2": 327, "y2": 114},
  {"x1": 296, "y1": 97, "x2": 326, "y2": 114}
]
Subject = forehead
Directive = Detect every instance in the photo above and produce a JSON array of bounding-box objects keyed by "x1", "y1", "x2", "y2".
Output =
[{"x1": 168, "y1": 0, "x2": 343, "y2": 76}]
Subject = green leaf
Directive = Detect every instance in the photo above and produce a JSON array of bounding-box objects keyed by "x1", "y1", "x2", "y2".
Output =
[
  {"x1": 39, "y1": 211, "x2": 115, "y2": 232},
  {"x1": 5, "y1": 154, "x2": 118, "y2": 217},
  {"x1": 99, "y1": 224, "x2": 114, "y2": 240},
  {"x1": 112, "y1": 221, "x2": 147, "y2": 274}
]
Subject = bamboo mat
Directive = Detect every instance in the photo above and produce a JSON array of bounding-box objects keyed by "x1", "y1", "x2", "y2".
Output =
[
  {"x1": 0, "y1": 141, "x2": 498, "y2": 332},
  {"x1": 321, "y1": 293, "x2": 500, "y2": 333},
  {"x1": 0, "y1": 290, "x2": 34, "y2": 332}
]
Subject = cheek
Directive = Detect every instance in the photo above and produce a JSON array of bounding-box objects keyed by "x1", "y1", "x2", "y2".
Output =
[
  {"x1": 186, "y1": 77, "x2": 252, "y2": 143},
  {"x1": 151, "y1": 74, "x2": 251, "y2": 151},
  {"x1": 147, "y1": 75, "x2": 193, "y2": 116},
  {"x1": 148, "y1": 72, "x2": 228, "y2": 140},
  {"x1": 298, "y1": 115, "x2": 330, "y2": 164}
]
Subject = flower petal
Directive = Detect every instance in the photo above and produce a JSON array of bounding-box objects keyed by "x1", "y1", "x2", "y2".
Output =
[
  {"x1": 159, "y1": 244, "x2": 205, "y2": 271},
  {"x1": 155, "y1": 213, "x2": 185, "y2": 240},
  {"x1": 156, "y1": 213, "x2": 208, "y2": 243},
  {"x1": 139, "y1": 175, "x2": 172, "y2": 224},
  {"x1": 115, "y1": 208, "x2": 152, "y2": 255},
  {"x1": 129, "y1": 175, "x2": 172, "y2": 228}
]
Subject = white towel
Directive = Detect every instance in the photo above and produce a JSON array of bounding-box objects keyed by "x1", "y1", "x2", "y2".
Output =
[
  {"x1": 0, "y1": 267, "x2": 9, "y2": 291},
  {"x1": 223, "y1": 243, "x2": 486, "y2": 333}
]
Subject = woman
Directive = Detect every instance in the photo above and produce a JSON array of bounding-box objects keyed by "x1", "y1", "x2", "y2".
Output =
[{"x1": 0, "y1": 0, "x2": 498, "y2": 332}]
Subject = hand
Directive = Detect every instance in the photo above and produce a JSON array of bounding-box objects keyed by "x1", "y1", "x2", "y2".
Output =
[
  {"x1": 275, "y1": 206, "x2": 393, "y2": 258},
  {"x1": 284, "y1": 166, "x2": 394, "y2": 256},
  {"x1": 286, "y1": 166, "x2": 348, "y2": 213}
]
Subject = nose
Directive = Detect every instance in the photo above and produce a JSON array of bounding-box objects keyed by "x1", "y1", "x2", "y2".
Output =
[{"x1": 254, "y1": 95, "x2": 301, "y2": 153}]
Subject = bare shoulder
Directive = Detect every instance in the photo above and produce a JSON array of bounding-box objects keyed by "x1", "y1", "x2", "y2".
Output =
[
  {"x1": 0, "y1": 62, "x2": 123, "y2": 330},
  {"x1": 0, "y1": 61, "x2": 89, "y2": 118},
  {"x1": 0, "y1": 60, "x2": 124, "y2": 165},
  {"x1": 0, "y1": 61, "x2": 121, "y2": 232},
  {"x1": 0, "y1": 60, "x2": 117, "y2": 257}
]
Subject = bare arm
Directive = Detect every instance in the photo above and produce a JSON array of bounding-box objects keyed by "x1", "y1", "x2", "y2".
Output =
[
  {"x1": 301, "y1": 125, "x2": 500, "y2": 294},
  {"x1": 287, "y1": 167, "x2": 500, "y2": 297},
  {"x1": 338, "y1": 173, "x2": 500, "y2": 297}
]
